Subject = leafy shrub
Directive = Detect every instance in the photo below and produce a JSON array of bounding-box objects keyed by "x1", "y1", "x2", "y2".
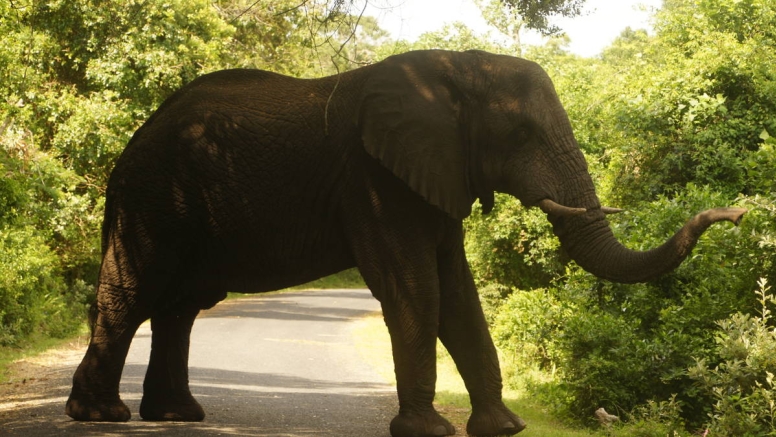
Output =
[
  {"x1": 688, "y1": 278, "x2": 776, "y2": 436},
  {"x1": 549, "y1": 188, "x2": 771, "y2": 424},
  {"x1": 0, "y1": 121, "x2": 97, "y2": 347},
  {"x1": 607, "y1": 395, "x2": 689, "y2": 437},
  {"x1": 0, "y1": 225, "x2": 69, "y2": 346},
  {"x1": 491, "y1": 287, "x2": 570, "y2": 372},
  {"x1": 553, "y1": 302, "x2": 656, "y2": 423},
  {"x1": 484, "y1": 186, "x2": 776, "y2": 428},
  {"x1": 465, "y1": 194, "x2": 562, "y2": 291}
]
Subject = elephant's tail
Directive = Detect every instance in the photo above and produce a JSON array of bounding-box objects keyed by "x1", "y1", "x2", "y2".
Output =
[
  {"x1": 87, "y1": 301, "x2": 98, "y2": 337},
  {"x1": 90, "y1": 185, "x2": 116, "y2": 339},
  {"x1": 100, "y1": 193, "x2": 115, "y2": 256}
]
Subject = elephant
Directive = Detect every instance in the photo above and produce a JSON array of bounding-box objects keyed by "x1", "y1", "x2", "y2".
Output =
[{"x1": 66, "y1": 49, "x2": 746, "y2": 436}]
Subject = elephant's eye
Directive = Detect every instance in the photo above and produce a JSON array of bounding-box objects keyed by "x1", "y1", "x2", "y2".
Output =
[{"x1": 513, "y1": 128, "x2": 530, "y2": 144}]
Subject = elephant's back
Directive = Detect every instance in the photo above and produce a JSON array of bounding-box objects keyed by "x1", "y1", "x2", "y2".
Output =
[
  {"x1": 104, "y1": 68, "x2": 357, "y2": 275},
  {"x1": 111, "y1": 69, "x2": 333, "y2": 202}
]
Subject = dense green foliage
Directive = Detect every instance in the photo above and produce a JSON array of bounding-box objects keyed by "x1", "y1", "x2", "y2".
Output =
[
  {"x1": 463, "y1": 0, "x2": 776, "y2": 433},
  {"x1": 687, "y1": 279, "x2": 776, "y2": 435},
  {"x1": 0, "y1": 0, "x2": 379, "y2": 347},
  {"x1": 1, "y1": 0, "x2": 774, "y2": 433}
]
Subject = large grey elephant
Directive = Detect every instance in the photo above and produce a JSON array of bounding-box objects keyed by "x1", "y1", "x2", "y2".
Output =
[{"x1": 66, "y1": 50, "x2": 745, "y2": 437}]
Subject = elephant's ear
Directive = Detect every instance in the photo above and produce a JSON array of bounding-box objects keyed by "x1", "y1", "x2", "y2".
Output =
[{"x1": 357, "y1": 53, "x2": 473, "y2": 220}]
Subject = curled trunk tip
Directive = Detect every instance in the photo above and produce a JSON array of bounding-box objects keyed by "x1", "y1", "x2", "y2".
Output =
[{"x1": 700, "y1": 207, "x2": 747, "y2": 226}]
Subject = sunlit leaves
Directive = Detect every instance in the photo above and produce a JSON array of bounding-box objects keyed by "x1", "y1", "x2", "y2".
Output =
[
  {"x1": 0, "y1": 0, "x2": 390, "y2": 348},
  {"x1": 499, "y1": 0, "x2": 587, "y2": 35},
  {"x1": 469, "y1": 0, "x2": 776, "y2": 428}
]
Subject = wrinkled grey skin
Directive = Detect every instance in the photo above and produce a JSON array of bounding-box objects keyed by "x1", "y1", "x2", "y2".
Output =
[{"x1": 66, "y1": 50, "x2": 745, "y2": 437}]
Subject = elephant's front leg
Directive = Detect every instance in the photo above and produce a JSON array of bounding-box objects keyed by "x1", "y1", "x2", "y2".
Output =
[
  {"x1": 378, "y1": 282, "x2": 455, "y2": 437},
  {"x1": 351, "y1": 236, "x2": 455, "y2": 435},
  {"x1": 346, "y1": 166, "x2": 457, "y2": 436},
  {"x1": 437, "y1": 226, "x2": 526, "y2": 436},
  {"x1": 139, "y1": 306, "x2": 204, "y2": 421}
]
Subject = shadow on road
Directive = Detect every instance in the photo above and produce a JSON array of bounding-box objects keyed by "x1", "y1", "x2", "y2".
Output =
[
  {"x1": 279, "y1": 290, "x2": 376, "y2": 300},
  {"x1": 3, "y1": 392, "x2": 395, "y2": 436},
  {"x1": 204, "y1": 289, "x2": 378, "y2": 323},
  {"x1": 2, "y1": 359, "x2": 395, "y2": 437},
  {"x1": 118, "y1": 365, "x2": 394, "y2": 394}
]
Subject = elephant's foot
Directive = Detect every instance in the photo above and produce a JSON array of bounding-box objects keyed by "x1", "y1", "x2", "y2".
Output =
[
  {"x1": 389, "y1": 409, "x2": 455, "y2": 437},
  {"x1": 466, "y1": 404, "x2": 526, "y2": 436},
  {"x1": 139, "y1": 392, "x2": 205, "y2": 421},
  {"x1": 66, "y1": 392, "x2": 131, "y2": 422}
]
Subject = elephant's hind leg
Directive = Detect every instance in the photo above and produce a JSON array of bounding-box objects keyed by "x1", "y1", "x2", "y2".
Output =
[
  {"x1": 66, "y1": 283, "x2": 149, "y2": 421},
  {"x1": 139, "y1": 306, "x2": 204, "y2": 421}
]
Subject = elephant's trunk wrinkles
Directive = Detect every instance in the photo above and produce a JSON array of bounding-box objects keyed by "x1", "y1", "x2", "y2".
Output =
[{"x1": 551, "y1": 206, "x2": 747, "y2": 284}]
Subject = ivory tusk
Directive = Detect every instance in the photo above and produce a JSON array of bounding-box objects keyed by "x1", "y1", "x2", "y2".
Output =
[
  {"x1": 537, "y1": 199, "x2": 587, "y2": 217},
  {"x1": 601, "y1": 207, "x2": 625, "y2": 214}
]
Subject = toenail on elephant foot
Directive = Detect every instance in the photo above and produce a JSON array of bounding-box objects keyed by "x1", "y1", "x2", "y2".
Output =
[
  {"x1": 467, "y1": 406, "x2": 527, "y2": 436},
  {"x1": 139, "y1": 393, "x2": 205, "y2": 421},
  {"x1": 66, "y1": 394, "x2": 131, "y2": 422},
  {"x1": 389, "y1": 410, "x2": 456, "y2": 437}
]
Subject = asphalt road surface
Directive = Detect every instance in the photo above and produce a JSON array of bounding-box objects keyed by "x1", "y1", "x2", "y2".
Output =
[{"x1": 0, "y1": 289, "x2": 399, "y2": 436}]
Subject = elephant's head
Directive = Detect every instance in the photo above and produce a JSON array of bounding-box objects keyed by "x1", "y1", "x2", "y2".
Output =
[{"x1": 358, "y1": 49, "x2": 745, "y2": 283}]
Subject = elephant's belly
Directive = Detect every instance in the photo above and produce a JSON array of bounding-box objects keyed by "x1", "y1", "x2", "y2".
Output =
[{"x1": 192, "y1": 228, "x2": 357, "y2": 294}]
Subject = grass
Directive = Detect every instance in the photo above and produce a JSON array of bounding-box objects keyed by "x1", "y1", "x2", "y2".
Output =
[
  {"x1": 290, "y1": 268, "x2": 366, "y2": 289},
  {"x1": 225, "y1": 268, "x2": 366, "y2": 300},
  {"x1": 352, "y1": 314, "x2": 597, "y2": 437}
]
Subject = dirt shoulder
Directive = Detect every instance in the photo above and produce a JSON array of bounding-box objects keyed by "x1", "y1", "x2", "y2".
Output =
[{"x1": 0, "y1": 336, "x2": 88, "y2": 428}]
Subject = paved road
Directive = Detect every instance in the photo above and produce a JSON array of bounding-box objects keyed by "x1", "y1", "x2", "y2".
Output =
[{"x1": 0, "y1": 289, "x2": 398, "y2": 436}]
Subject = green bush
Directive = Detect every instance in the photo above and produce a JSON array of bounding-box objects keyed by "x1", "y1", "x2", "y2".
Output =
[
  {"x1": 0, "y1": 128, "x2": 95, "y2": 346},
  {"x1": 0, "y1": 225, "x2": 71, "y2": 346},
  {"x1": 478, "y1": 2, "x2": 776, "y2": 430},
  {"x1": 607, "y1": 395, "x2": 690, "y2": 437},
  {"x1": 483, "y1": 186, "x2": 776, "y2": 428},
  {"x1": 491, "y1": 287, "x2": 570, "y2": 372},
  {"x1": 465, "y1": 195, "x2": 562, "y2": 291},
  {"x1": 688, "y1": 278, "x2": 776, "y2": 436},
  {"x1": 559, "y1": 189, "x2": 770, "y2": 424}
]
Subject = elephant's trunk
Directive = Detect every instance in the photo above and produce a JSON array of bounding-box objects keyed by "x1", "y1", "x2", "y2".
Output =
[
  {"x1": 525, "y1": 111, "x2": 745, "y2": 283},
  {"x1": 549, "y1": 206, "x2": 746, "y2": 284}
]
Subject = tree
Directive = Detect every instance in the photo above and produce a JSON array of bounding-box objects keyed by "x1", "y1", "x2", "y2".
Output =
[
  {"x1": 462, "y1": 0, "x2": 776, "y2": 430},
  {"x1": 218, "y1": 0, "x2": 388, "y2": 76},
  {"x1": 0, "y1": 0, "x2": 384, "y2": 349},
  {"x1": 496, "y1": 0, "x2": 586, "y2": 35}
]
